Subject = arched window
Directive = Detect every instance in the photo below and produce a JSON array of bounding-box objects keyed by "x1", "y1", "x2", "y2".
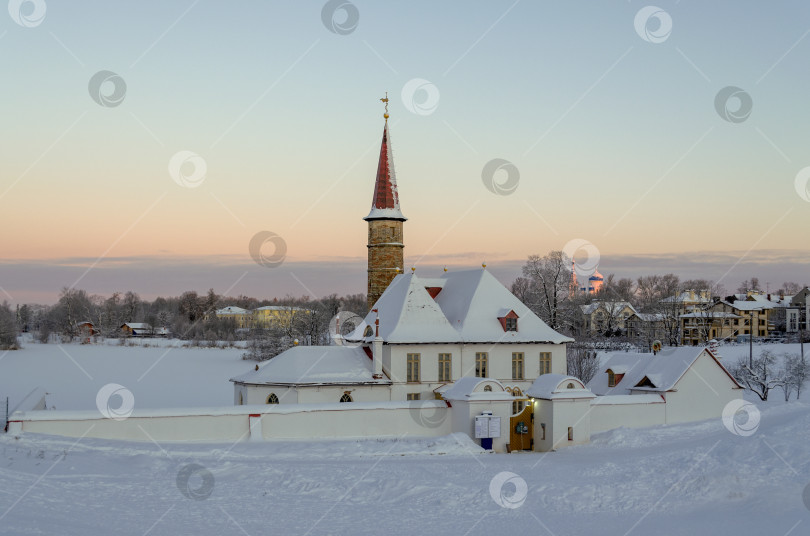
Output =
[
  {"x1": 567, "y1": 382, "x2": 575, "y2": 389},
  {"x1": 340, "y1": 393, "x2": 353, "y2": 403},
  {"x1": 266, "y1": 393, "x2": 279, "y2": 404},
  {"x1": 511, "y1": 390, "x2": 524, "y2": 414},
  {"x1": 607, "y1": 369, "x2": 616, "y2": 388},
  {"x1": 483, "y1": 385, "x2": 492, "y2": 392}
]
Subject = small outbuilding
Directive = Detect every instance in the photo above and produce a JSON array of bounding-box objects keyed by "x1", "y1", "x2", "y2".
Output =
[
  {"x1": 439, "y1": 377, "x2": 514, "y2": 452},
  {"x1": 588, "y1": 347, "x2": 743, "y2": 426},
  {"x1": 230, "y1": 346, "x2": 391, "y2": 406},
  {"x1": 526, "y1": 374, "x2": 595, "y2": 452}
]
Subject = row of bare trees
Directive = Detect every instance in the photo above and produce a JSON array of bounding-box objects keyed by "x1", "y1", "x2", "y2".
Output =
[
  {"x1": 12, "y1": 287, "x2": 366, "y2": 350},
  {"x1": 511, "y1": 250, "x2": 805, "y2": 346},
  {"x1": 730, "y1": 350, "x2": 809, "y2": 401}
]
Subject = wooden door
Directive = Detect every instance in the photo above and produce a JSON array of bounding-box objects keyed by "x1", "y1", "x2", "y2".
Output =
[{"x1": 509, "y1": 401, "x2": 533, "y2": 451}]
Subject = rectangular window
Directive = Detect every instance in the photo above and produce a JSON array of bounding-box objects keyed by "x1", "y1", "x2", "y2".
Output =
[
  {"x1": 438, "y1": 353, "x2": 452, "y2": 382},
  {"x1": 475, "y1": 352, "x2": 488, "y2": 378},
  {"x1": 540, "y1": 423, "x2": 546, "y2": 440},
  {"x1": 512, "y1": 352, "x2": 524, "y2": 380},
  {"x1": 406, "y1": 353, "x2": 420, "y2": 383},
  {"x1": 568, "y1": 426, "x2": 573, "y2": 441},
  {"x1": 406, "y1": 393, "x2": 420, "y2": 401},
  {"x1": 505, "y1": 317, "x2": 517, "y2": 331},
  {"x1": 539, "y1": 352, "x2": 551, "y2": 375}
]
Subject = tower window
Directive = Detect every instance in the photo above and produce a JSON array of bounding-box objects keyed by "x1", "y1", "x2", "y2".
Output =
[
  {"x1": 266, "y1": 393, "x2": 279, "y2": 404},
  {"x1": 340, "y1": 393, "x2": 353, "y2": 403}
]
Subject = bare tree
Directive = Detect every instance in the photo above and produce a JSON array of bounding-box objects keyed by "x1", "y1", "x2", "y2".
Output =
[
  {"x1": 53, "y1": 288, "x2": 93, "y2": 340},
  {"x1": 730, "y1": 350, "x2": 780, "y2": 401},
  {"x1": 0, "y1": 302, "x2": 18, "y2": 349},
  {"x1": 566, "y1": 344, "x2": 600, "y2": 385},
  {"x1": 519, "y1": 251, "x2": 573, "y2": 332}
]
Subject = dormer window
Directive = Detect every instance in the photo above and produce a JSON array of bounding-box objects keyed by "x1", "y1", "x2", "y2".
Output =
[
  {"x1": 607, "y1": 369, "x2": 624, "y2": 388},
  {"x1": 498, "y1": 310, "x2": 519, "y2": 332}
]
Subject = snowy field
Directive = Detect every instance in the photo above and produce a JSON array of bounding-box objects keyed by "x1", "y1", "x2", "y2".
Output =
[
  {"x1": 1, "y1": 341, "x2": 809, "y2": 535},
  {"x1": 0, "y1": 338, "x2": 251, "y2": 412}
]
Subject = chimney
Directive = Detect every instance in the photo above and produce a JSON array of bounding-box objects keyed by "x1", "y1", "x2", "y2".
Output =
[{"x1": 372, "y1": 309, "x2": 383, "y2": 378}]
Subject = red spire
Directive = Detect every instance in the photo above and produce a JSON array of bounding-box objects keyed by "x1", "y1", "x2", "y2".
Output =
[{"x1": 365, "y1": 122, "x2": 406, "y2": 221}]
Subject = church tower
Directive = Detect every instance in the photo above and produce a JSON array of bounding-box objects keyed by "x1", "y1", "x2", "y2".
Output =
[{"x1": 365, "y1": 95, "x2": 406, "y2": 310}]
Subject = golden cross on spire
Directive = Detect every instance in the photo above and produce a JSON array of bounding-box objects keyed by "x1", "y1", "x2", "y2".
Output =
[{"x1": 380, "y1": 92, "x2": 389, "y2": 121}]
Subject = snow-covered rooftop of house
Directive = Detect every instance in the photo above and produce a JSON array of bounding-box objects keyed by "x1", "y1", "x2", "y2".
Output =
[
  {"x1": 633, "y1": 313, "x2": 667, "y2": 322},
  {"x1": 660, "y1": 291, "x2": 713, "y2": 304},
  {"x1": 722, "y1": 299, "x2": 775, "y2": 311},
  {"x1": 590, "y1": 394, "x2": 664, "y2": 405},
  {"x1": 230, "y1": 346, "x2": 391, "y2": 386},
  {"x1": 526, "y1": 374, "x2": 595, "y2": 400},
  {"x1": 441, "y1": 377, "x2": 514, "y2": 401},
  {"x1": 588, "y1": 347, "x2": 740, "y2": 395},
  {"x1": 679, "y1": 312, "x2": 741, "y2": 318},
  {"x1": 346, "y1": 269, "x2": 573, "y2": 344},
  {"x1": 254, "y1": 305, "x2": 304, "y2": 311},
  {"x1": 217, "y1": 306, "x2": 251, "y2": 315},
  {"x1": 580, "y1": 301, "x2": 637, "y2": 315}
]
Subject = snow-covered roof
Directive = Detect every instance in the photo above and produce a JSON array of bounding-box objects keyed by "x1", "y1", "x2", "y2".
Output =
[
  {"x1": 254, "y1": 305, "x2": 304, "y2": 311},
  {"x1": 588, "y1": 348, "x2": 742, "y2": 395},
  {"x1": 526, "y1": 374, "x2": 595, "y2": 400},
  {"x1": 441, "y1": 378, "x2": 514, "y2": 401},
  {"x1": 580, "y1": 301, "x2": 637, "y2": 315},
  {"x1": 632, "y1": 313, "x2": 667, "y2": 322},
  {"x1": 216, "y1": 306, "x2": 251, "y2": 315},
  {"x1": 679, "y1": 312, "x2": 741, "y2": 318},
  {"x1": 230, "y1": 346, "x2": 391, "y2": 386},
  {"x1": 346, "y1": 269, "x2": 573, "y2": 344},
  {"x1": 721, "y1": 299, "x2": 774, "y2": 312},
  {"x1": 590, "y1": 394, "x2": 664, "y2": 405},
  {"x1": 660, "y1": 291, "x2": 713, "y2": 304},
  {"x1": 122, "y1": 323, "x2": 149, "y2": 329}
]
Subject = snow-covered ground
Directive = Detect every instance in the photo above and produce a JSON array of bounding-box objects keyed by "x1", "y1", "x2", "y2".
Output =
[
  {"x1": 1, "y1": 402, "x2": 809, "y2": 535},
  {"x1": 0, "y1": 339, "x2": 251, "y2": 412},
  {"x1": 1, "y1": 341, "x2": 809, "y2": 535}
]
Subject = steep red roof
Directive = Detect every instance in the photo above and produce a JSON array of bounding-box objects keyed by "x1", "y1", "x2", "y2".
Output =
[{"x1": 365, "y1": 122, "x2": 406, "y2": 221}]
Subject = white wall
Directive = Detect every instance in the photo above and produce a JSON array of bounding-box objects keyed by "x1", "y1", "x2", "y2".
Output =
[
  {"x1": 386, "y1": 342, "x2": 566, "y2": 401},
  {"x1": 239, "y1": 384, "x2": 393, "y2": 406},
  {"x1": 664, "y1": 352, "x2": 743, "y2": 424},
  {"x1": 533, "y1": 398, "x2": 592, "y2": 451},
  {"x1": 9, "y1": 402, "x2": 452, "y2": 443},
  {"x1": 589, "y1": 401, "x2": 666, "y2": 434}
]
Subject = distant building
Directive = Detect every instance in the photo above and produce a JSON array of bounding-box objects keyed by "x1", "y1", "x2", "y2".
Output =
[
  {"x1": 571, "y1": 261, "x2": 604, "y2": 295},
  {"x1": 120, "y1": 323, "x2": 169, "y2": 337},
  {"x1": 213, "y1": 306, "x2": 253, "y2": 329},
  {"x1": 252, "y1": 305, "x2": 307, "y2": 329},
  {"x1": 580, "y1": 301, "x2": 637, "y2": 335},
  {"x1": 785, "y1": 287, "x2": 810, "y2": 334}
]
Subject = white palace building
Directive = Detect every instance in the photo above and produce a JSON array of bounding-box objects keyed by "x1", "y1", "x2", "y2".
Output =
[
  {"x1": 227, "y1": 108, "x2": 743, "y2": 452},
  {"x1": 8, "y1": 108, "x2": 743, "y2": 451}
]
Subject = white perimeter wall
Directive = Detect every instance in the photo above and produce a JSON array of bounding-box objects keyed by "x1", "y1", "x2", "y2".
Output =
[
  {"x1": 589, "y1": 401, "x2": 666, "y2": 434},
  {"x1": 9, "y1": 401, "x2": 452, "y2": 443}
]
